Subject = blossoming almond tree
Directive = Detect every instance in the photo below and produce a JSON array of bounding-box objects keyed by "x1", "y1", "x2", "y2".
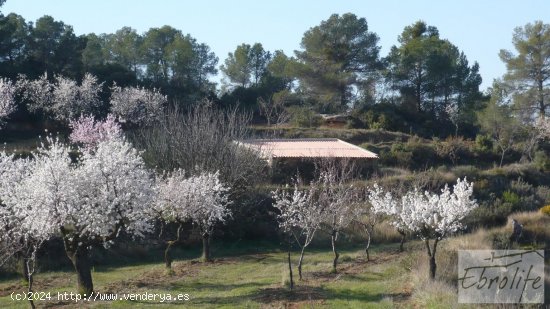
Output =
[
  {"x1": 69, "y1": 114, "x2": 122, "y2": 149},
  {"x1": 354, "y1": 197, "x2": 383, "y2": 262},
  {"x1": 155, "y1": 169, "x2": 191, "y2": 269},
  {"x1": 4, "y1": 137, "x2": 155, "y2": 296},
  {"x1": 368, "y1": 178, "x2": 477, "y2": 279},
  {"x1": 0, "y1": 152, "x2": 46, "y2": 309},
  {"x1": 109, "y1": 84, "x2": 167, "y2": 126},
  {"x1": 272, "y1": 179, "x2": 326, "y2": 281},
  {"x1": 0, "y1": 142, "x2": 71, "y2": 308},
  {"x1": 0, "y1": 78, "x2": 17, "y2": 127},
  {"x1": 157, "y1": 170, "x2": 230, "y2": 263},
  {"x1": 366, "y1": 183, "x2": 408, "y2": 251},
  {"x1": 66, "y1": 138, "x2": 155, "y2": 294},
  {"x1": 188, "y1": 171, "x2": 230, "y2": 262},
  {"x1": 18, "y1": 73, "x2": 103, "y2": 122},
  {"x1": 313, "y1": 160, "x2": 359, "y2": 273}
]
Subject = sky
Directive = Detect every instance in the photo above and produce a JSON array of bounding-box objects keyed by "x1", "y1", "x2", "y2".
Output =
[{"x1": 2, "y1": 0, "x2": 550, "y2": 90}]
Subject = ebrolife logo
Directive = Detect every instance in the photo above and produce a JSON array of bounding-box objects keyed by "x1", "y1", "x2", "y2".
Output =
[{"x1": 458, "y1": 250, "x2": 544, "y2": 303}]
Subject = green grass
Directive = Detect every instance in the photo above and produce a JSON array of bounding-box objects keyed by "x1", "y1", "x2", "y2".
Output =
[{"x1": 0, "y1": 244, "x2": 411, "y2": 308}]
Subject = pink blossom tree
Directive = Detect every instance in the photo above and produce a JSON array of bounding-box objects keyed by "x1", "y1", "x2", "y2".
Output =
[{"x1": 69, "y1": 114, "x2": 122, "y2": 149}]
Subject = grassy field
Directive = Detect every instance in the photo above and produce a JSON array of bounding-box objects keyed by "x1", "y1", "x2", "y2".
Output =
[
  {"x1": 0, "y1": 243, "x2": 411, "y2": 309},
  {"x1": 2, "y1": 212, "x2": 550, "y2": 308}
]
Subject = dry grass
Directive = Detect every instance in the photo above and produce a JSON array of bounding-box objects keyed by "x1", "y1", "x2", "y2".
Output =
[{"x1": 408, "y1": 211, "x2": 550, "y2": 308}]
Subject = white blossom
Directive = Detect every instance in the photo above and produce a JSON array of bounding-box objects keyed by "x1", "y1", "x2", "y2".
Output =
[
  {"x1": 0, "y1": 152, "x2": 36, "y2": 265},
  {"x1": 19, "y1": 73, "x2": 103, "y2": 122},
  {"x1": 0, "y1": 137, "x2": 155, "y2": 251},
  {"x1": 316, "y1": 170, "x2": 360, "y2": 235},
  {"x1": 0, "y1": 78, "x2": 17, "y2": 127},
  {"x1": 109, "y1": 84, "x2": 166, "y2": 126},
  {"x1": 156, "y1": 169, "x2": 230, "y2": 236},
  {"x1": 72, "y1": 138, "x2": 156, "y2": 239},
  {"x1": 367, "y1": 177, "x2": 478, "y2": 240},
  {"x1": 272, "y1": 183, "x2": 324, "y2": 247}
]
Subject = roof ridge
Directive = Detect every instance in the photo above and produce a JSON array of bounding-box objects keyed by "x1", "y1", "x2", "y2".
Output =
[{"x1": 242, "y1": 138, "x2": 340, "y2": 142}]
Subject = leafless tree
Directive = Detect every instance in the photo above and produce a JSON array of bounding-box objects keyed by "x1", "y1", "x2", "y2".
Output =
[
  {"x1": 354, "y1": 199, "x2": 381, "y2": 261},
  {"x1": 313, "y1": 158, "x2": 359, "y2": 273},
  {"x1": 131, "y1": 100, "x2": 267, "y2": 194},
  {"x1": 258, "y1": 91, "x2": 290, "y2": 127}
]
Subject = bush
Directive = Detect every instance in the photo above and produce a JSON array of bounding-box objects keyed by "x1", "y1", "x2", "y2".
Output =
[
  {"x1": 507, "y1": 178, "x2": 546, "y2": 211},
  {"x1": 540, "y1": 205, "x2": 550, "y2": 216},
  {"x1": 388, "y1": 143, "x2": 413, "y2": 167},
  {"x1": 287, "y1": 106, "x2": 322, "y2": 128},
  {"x1": 533, "y1": 150, "x2": 550, "y2": 171},
  {"x1": 340, "y1": 255, "x2": 353, "y2": 262},
  {"x1": 450, "y1": 165, "x2": 480, "y2": 180},
  {"x1": 502, "y1": 190, "x2": 520, "y2": 208},
  {"x1": 474, "y1": 134, "x2": 493, "y2": 153},
  {"x1": 435, "y1": 136, "x2": 468, "y2": 165}
]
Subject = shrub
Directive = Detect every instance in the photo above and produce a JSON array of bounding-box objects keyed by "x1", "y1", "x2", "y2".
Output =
[
  {"x1": 533, "y1": 150, "x2": 550, "y2": 171},
  {"x1": 359, "y1": 110, "x2": 390, "y2": 130},
  {"x1": 536, "y1": 186, "x2": 550, "y2": 205},
  {"x1": 540, "y1": 205, "x2": 550, "y2": 216},
  {"x1": 507, "y1": 178, "x2": 545, "y2": 211},
  {"x1": 451, "y1": 165, "x2": 480, "y2": 180},
  {"x1": 474, "y1": 134, "x2": 493, "y2": 153},
  {"x1": 502, "y1": 190, "x2": 520, "y2": 207},
  {"x1": 287, "y1": 106, "x2": 322, "y2": 128},
  {"x1": 435, "y1": 136, "x2": 468, "y2": 165},
  {"x1": 389, "y1": 142, "x2": 413, "y2": 167},
  {"x1": 340, "y1": 255, "x2": 353, "y2": 263}
]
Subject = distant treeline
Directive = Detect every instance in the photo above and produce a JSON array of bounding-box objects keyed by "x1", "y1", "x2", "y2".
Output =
[{"x1": 0, "y1": 4, "x2": 548, "y2": 140}]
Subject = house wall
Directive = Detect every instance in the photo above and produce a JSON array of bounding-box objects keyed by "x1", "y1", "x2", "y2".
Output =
[{"x1": 270, "y1": 157, "x2": 377, "y2": 184}]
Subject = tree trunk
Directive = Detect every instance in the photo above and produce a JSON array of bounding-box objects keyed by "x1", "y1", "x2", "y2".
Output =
[
  {"x1": 25, "y1": 259, "x2": 36, "y2": 309},
  {"x1": 365, "y1": 229, "x2": 372, "y2": 262},
  {"x1": 429, "y1": 255, "x2": 437, "y2": 280},
  {"x1": 340, "y1": 86, "x2": 347, "y2": 110},
  {"x1": 331, "y1": 231, "x2": 339, "y2": 273},
  {"x1": 539, "y1": 78, "x2": 545, "y2": 118},
  {"x1": 398, "y1": 229, "x2": 406, "y2": 252},
  {"x1": 64, "y1": 243, "x2": 94, "y2": 296},
  {"x1": 500, "y1": 148, "x2": 506, "y2": 167},
  {"x1": 201, "y1": 233, "x2": 211, "y2": 262},
  {"x1": 297, "y1": 246, "x2": 306, "y2": 280},
  {"x1": 21, "y1": 258, "x2": 29, "y2": 283},
  {"x1": 287, "y1": 241, "x2": 294, "y2": 290},
  {"x1": 164, "y1": 223, "x2": 183, "y2": 269},
  {"x1": 416, "y1": 68, "x2": 422, "y2": 112},
  {"x1": 425, "y1": 239, "x2": 438, "y2": 280},
  {"x1": 165, "y1": 241, "x2": 175, "y2": 269}
]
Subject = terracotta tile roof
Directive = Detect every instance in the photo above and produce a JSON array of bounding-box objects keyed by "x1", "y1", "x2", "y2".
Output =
[{"x1": 238, "y1": 138, "x2": 378, "y2": 159}]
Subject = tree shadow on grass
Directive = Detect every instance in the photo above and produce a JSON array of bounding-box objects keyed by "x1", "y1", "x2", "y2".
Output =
[
  {"x1": 323, "y1": 287, "x2": 386, "y2": 303},
  {"x1": 170, "y1": 280, "x2": 271, "y2": 292},
  {"x1": 253, "y1": 286, "x2": 325, "y2": 304},
  {"x1": 252, "y1": 284, "x2": 396, "y2": 305}
]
